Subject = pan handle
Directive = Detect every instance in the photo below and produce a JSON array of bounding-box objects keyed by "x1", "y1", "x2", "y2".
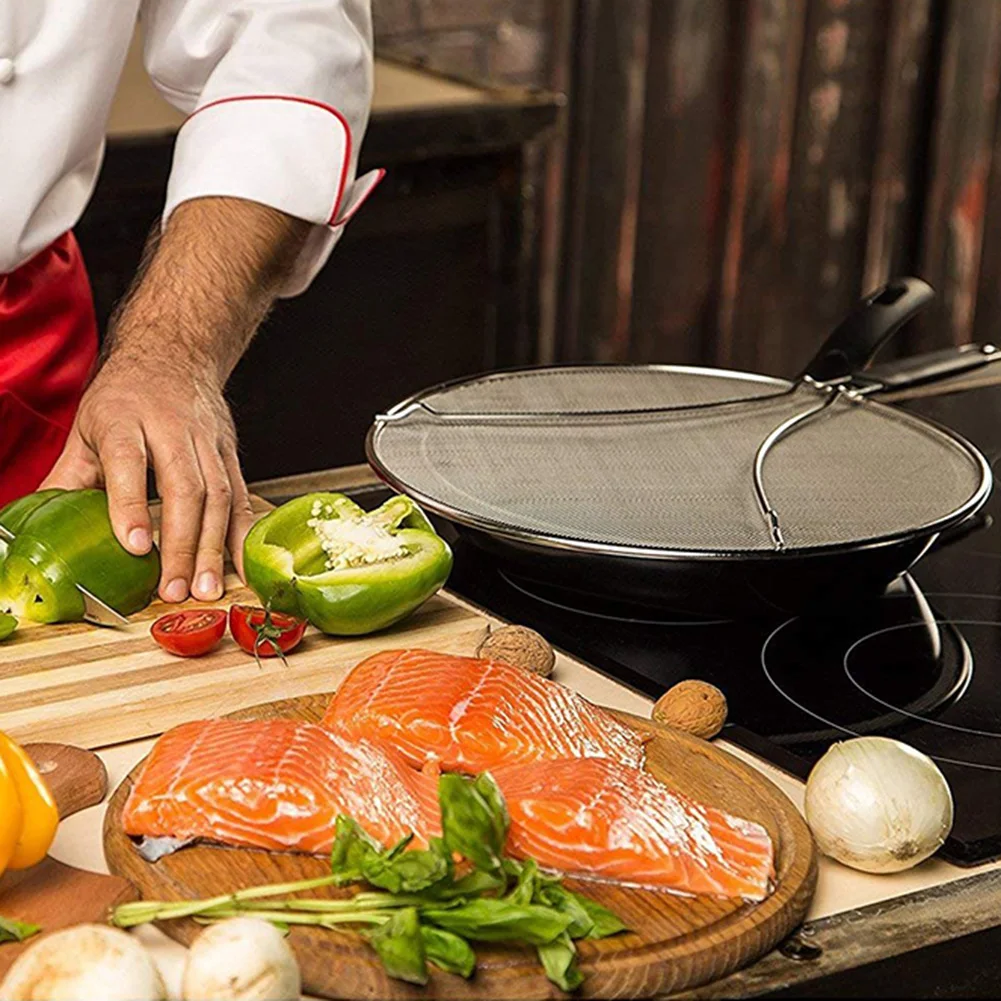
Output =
[
  {"x1": 801, "y1": 276, "x2": 934, "y2": 384},
  {"x1": 856, "y1": 342, "x2": 1001, "y2": 393}
]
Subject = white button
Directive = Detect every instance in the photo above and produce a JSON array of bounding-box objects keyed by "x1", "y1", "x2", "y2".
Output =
[{"x1": 0, "y1": 58, "x2": 14, "y2": 85}]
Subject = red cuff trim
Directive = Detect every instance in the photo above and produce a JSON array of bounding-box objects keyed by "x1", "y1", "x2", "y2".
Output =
[
  {"x1": 185, "y1": 94, "x2": 354, "y2": 225},
  {"x1": 331, "y1": 168, "x2": 386, "y2": 226}
]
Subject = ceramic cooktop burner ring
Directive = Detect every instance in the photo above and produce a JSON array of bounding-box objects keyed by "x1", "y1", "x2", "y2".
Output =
[
  {"x1": 498, "y1": 570, "x2": 732, "y2": 626},
  {"x1": 760, "y1": 607, "x2": 972, "y2": 749},
  {"x1": 842, "y1": 622, "x2": 998, "y2": 736}
]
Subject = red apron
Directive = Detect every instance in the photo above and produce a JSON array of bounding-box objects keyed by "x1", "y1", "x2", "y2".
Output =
[{"x1": 0, "y1": 233, "x2": 98, "y2": 507}]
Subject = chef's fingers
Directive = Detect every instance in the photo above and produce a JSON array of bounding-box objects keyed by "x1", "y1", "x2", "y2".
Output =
[
  {"x1": 150, "y1": 431, "x2": 206, "y2": 602},
  {"x1": 222, "y1": 445, "x2": 256, "y2": 583},
  {"x1": 189, "y1": 438, "x2": 232, "y2": 601},
  {"x1": 97, "y1": 426, "x2": 155, "y2": 556},
  {"x1": 41, "y1": 427, "x2": 104, "y2": 492}
]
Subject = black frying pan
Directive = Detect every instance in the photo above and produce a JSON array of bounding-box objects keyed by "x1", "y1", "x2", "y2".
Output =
[{"x1": 368, "y1": 278, "x2": 1001, "y2": 617}]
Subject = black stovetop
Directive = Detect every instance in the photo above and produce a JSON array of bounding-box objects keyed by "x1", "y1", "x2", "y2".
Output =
[
  {"x1": 407, "y1": 385, "x2": 1001, "y2": 868},
  {"x1": 342, "y1": 384, "x2": 1001, "y2": 866}
]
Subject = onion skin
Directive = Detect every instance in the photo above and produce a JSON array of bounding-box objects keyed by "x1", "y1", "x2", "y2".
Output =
[{"x1": 805, "y1": 737, "x2": 954, "y2": 874}]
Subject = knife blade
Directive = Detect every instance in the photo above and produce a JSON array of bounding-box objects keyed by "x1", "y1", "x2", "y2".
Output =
[{"x1": 0, "y1": 522, "x2": 130, "y2": 629}]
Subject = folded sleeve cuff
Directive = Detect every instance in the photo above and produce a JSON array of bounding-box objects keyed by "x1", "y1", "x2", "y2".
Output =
[{"x1": 163, "y1": 96, "x2": 384, "y2": 295}]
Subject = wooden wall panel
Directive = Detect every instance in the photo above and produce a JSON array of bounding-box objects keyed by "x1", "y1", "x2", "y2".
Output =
[
  {"x1": 973, "y1": 87, "x2": 1001, "y2": 348},
  {"x1": 375, "y1": 0, "x2": 554, "y2": 87},
  {"x1": 767, "y1": 0, "x2": 892, "y2": 374},
  {"x1": 557, "y1": 0, "x2": 651, "y2": 361},
  {"x1": 917, "y1": 0, "x2": 1001, "y2": 352},
  {"x1": 553, "y1": 0, "x2": 1001, "y2": 375},
  {"x1": 716, "y1": 0, "x2": 808, "y2": 373},
  {"x1": 627, "y1": 0, "x2": 730, "y2": 364},
  {"x1": 862, "y1": 0, "x2": 935, "y2": 292}
]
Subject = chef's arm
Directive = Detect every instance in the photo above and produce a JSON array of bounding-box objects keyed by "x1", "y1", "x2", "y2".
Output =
[
  {"x1": 42, "y1": 197, "x2": 310, "y2": 602},
  {"x1": 44, "y1": 0, "x2": 380, "y2": 603},
  {"x1": 111, "y1": 197, "x2": 310, "y2": 382}
]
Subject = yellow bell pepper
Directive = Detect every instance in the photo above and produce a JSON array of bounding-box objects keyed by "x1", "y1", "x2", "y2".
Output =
[
  {"x1": 0, "y1": 753, "x2": 23, "y2": 876},
  {"x1": 0, "y1": 732, "x2": 59, "y2": 876}
]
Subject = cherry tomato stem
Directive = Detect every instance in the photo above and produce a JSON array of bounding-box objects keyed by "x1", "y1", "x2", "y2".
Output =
[{"x1": 229, "y1": 604, "x2": 306, "y2": 666}]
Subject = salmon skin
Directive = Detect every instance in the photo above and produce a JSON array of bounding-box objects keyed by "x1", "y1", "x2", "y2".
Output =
[
  {"x1": 122, "y1": 719, "x2": 439, "y2": 854},
  {"x1": 493, "y1": 757, "x2": 775, "y2": 901},
  {"x1": 323, "y1": 649, "x2": 648, "y2": 772}
]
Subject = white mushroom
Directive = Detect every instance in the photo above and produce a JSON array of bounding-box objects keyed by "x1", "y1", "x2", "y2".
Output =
[
  {"x1": 0, "y1": 924, "x2": 166, "y2": 1001},
  {"x1": 181, "y1": 917, "x2": 301, "y2": 1001}
]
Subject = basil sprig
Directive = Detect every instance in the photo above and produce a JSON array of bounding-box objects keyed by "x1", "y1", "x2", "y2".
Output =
[
  {"x1": 115, "y1": 770, "x2": 628, "y2": 992},
  {"x1": 0, "y1": 916, "x2": 40, "y2": 944}
]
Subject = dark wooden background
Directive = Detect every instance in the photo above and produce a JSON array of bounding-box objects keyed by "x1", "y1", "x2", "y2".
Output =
[
  {"x1": 556, "y1": 0, "x2": 1001, "y2": 376},
  {"x1": 394, "y1": 0, "x2": 1001, "y2": 377}
]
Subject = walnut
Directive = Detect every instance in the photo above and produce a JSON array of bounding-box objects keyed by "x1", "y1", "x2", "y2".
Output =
[
  {"x1": 652, "y1": 680, "x2": 727, "y2": 739},
  {"x1": 477, "y1": 624, "x2": 556, "y2": 677}
]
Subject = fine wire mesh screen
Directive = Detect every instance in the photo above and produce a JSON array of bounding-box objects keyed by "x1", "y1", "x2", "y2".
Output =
[
  {"x1": 371, "y1": 368, "x2": 985, "y2": 553},
  {"x1": 420, "y1": 366, "x2": 785, "y2": 412}
]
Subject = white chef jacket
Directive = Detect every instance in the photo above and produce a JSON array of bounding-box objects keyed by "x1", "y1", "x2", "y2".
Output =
[{"x1": 0, "y1": 0, "x2": 382, "y2": 294}]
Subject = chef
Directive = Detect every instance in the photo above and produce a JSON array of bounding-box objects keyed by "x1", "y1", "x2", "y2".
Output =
[{"x1": 0, "y1": 1, "x2": 381, "y2": 602}]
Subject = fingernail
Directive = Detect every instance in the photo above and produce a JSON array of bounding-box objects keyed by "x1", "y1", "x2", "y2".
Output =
[
  {"x1": 196, "y1": 571, "x2": 221, "y2": 599},
  {"x1": 164, "y1": 578, "x2": 188, "y2": 602},
  {"x1": 128, "y1": 528, "x2": 152, "y2": 553}
]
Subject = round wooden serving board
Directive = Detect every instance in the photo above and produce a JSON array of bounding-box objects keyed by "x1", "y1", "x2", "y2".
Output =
[{"x1": 104, "y1": 695, "x2": 817, "y2": 999}]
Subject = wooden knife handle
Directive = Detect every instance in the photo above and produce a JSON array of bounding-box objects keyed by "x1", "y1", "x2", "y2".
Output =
[{"x1": 24, "y1": 742, "x2": 108, "y2": 820}]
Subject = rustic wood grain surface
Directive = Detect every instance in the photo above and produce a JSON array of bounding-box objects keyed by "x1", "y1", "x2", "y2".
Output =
[
  {"x1": 0, "y1": 495, "x2": 489, "y2": 750},
  {"x1": 104, "y1": 697, "x2": 817, "y2": 1000}
]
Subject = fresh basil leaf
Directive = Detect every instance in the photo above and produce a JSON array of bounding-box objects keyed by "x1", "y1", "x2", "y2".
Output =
[
  {"x1": 385, "y1": 833, "x2": 415, "y2": 860},
  {"x1": 438, "y1": 772, "x2": 509, "y2": 872},
  {"x1": 362, "y1": 838, "x2": 451, "y2": 894},
  {"x1": 574, "y1": 893, "x2": 629, "y2": 939},
  {"x1": 329, "y1": 815, "x2": 382, "y2": 883},
  {"x1": 536, "y1": 884, "x2": 594, "y2": 939},
  {"x1": 507, "y1": 858, "x2": 540, "y2": 907},
  {"x1": 502, "y1": 857, "x2": 524, "y2": 880},
  {"x1": 422, "y1": 898, "x2": 572, "y2": 946},
  {"x1": 537, "y1": 931, "x2": 584, "y2": 992},
  {"x1": 432, "y1": 868, "x2": 506, "y2": 900},
  {"x1": 421, "y1": 925, "x2": 476, "y2": 978},
  {"x1": 0, "y1": 916, "x2": 41, "y2": 944},
  {"x1": 473, "y1": 772, "x2": 510, "y2": 849},
  {"x1": 367, "y1": 907, "x2": 428, "y2": 985}
]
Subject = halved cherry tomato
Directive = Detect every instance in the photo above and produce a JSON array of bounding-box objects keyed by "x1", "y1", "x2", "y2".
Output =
[
  {"x1": 229, "y1": 605, "x2": 307, "y2": 661},
  {"x1": 151, "y1": 609, "x2": 227, "y2": 657}
]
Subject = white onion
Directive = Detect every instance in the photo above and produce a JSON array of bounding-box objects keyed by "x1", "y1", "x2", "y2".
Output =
[
  {"x1": 0, "y1": 924, "x2": 166, "y2": 1001},
  {"x1": 805, "y1": 736, "x2": 953, "y2": 873},
  {"x1": 181, "y1": 917, "x2": 301, "y2": 1001}
]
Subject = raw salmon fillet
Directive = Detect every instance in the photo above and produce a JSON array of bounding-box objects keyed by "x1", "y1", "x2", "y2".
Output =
[
  {"x1": 493, "y1": 757, "x2": 775, "y2": 900},
  {"x1": 323, "y1": 649, "x2": 647, "y2": 772},
  {"x1": 122, "y1": 719, "x2": 439, "y2": 854}
]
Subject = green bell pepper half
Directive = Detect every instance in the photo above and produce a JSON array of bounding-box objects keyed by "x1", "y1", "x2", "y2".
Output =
[
  {"x1": 0, "y1": 612, "x2": 16, "y2": 642},
  {"x1": 0, "y1": 489, "x2": 161, "y2": 623},
  {"x1": 243, "y1": 492, "x2": 452, "y2": 636}
]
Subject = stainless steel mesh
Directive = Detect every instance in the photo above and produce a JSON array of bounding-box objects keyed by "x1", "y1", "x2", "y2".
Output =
[
  {"x1": 370, "y1": 367, "x2": 986, "y2": 554},
  {"x1": 419, "y1": 365, "x2": 787, "y2": 413}
]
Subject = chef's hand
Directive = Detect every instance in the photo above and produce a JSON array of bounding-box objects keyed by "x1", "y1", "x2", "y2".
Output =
[
  {"x1": 43, "y1": 356, "x2": 254, "y2": 602},
  {"x1": 42, "y1": 196, "x2": 309, "y2": 602}
]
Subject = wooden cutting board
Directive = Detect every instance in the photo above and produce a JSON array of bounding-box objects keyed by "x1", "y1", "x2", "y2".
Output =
[
  {"x1": 1, "y1": 744, "x2": 136, "y2": 977},
  {"x1": 0, "y1": 590, "x2": 488, "y2": 750},
  {"x1": 104, "y1": 696, "x2": 817, "y2": 1000},
  {"x1": 0, "y1": 497, "x2": 490, "y2": 749}
]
